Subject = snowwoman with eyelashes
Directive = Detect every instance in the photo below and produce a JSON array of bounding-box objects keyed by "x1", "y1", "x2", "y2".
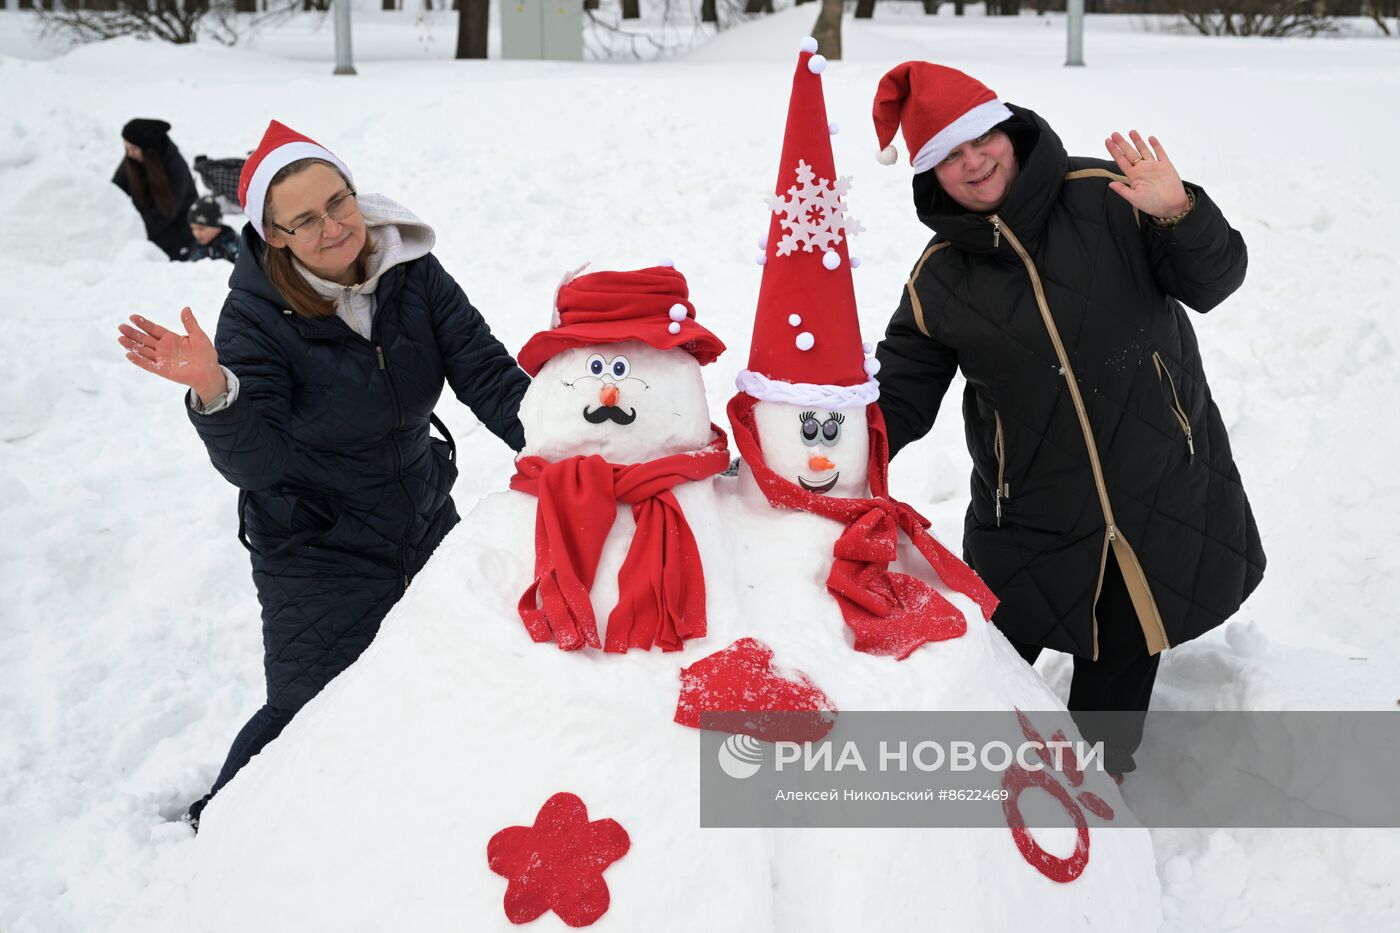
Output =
[
  {"x1": 870, "y1": 62, "x2": 1265, "y2": 777},
  {"x1": 115, "y1": 120, "x2": 529, "y2": 830}
]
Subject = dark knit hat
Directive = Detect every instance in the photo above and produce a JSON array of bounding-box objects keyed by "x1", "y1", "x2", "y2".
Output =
[
  {"x1": 121, "y1": 118, "x2": 171, "y2": 151},
  {"x1": 188, "y1": 196, "x2": 222, "y2": 228}
]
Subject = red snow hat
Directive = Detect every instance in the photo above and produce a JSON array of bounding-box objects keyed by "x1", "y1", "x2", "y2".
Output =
[
  {"x1": 737, "y1": 38, "x2": 878, "y2": 410},
  {"x1": 872, "y1": 61, "x2": 1013, "y2": 173},
  {"x1": 517, "y1": 265, "x2": 726, "y2": 378},
  {"x1": 238, "y1": 120, "x2": 354, "y2": 241}
]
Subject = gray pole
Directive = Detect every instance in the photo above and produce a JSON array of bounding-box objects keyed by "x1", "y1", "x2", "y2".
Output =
[
  {"x1": 1066, "y1": 0, "x2": 1085, "y2": 67},
  {"x1": 334, "y1": 0, "x2": 357, "y2": 76}
]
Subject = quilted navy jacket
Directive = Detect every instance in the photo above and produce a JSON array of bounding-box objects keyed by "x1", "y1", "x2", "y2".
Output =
[
  {"x1": 189, "y1": 224, "x2": 528, "y2": 586},
  {"x1": 875, "y1": 106, "x2": 1265, "y2": 660}
]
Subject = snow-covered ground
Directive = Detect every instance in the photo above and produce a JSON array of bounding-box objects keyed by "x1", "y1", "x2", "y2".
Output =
[{"x1": 1, "y1": 6, "x2": 1397, "y2": 931}]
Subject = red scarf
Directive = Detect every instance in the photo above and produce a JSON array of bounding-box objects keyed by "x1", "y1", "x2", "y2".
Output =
[
  {"x1": 510, "y1": 426, "x2": 731, "y2": 653},
  {"x1": 727, "y1": 393, "x2": 998, "y2": 660}
]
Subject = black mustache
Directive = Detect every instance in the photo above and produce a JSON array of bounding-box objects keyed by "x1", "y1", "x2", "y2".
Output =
[{"x1": 582, "y1": 405, "x2": 637, "y2": 426}]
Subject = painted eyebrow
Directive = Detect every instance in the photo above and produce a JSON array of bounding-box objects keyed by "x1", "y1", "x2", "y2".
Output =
[{"x1": 288, "y1": 189, "x2": 351, "y2": 224}]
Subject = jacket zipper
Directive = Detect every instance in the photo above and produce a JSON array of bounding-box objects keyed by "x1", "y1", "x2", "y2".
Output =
[
  {"x1": 1151, "y1": 351, "x2": 1195, "y2": 461},
  {"x1": 993, "y1": 410, "x2": 1010, "y2": 527},
  {"x1": 989, "y1": 213, "x2": 1171, "y2": 659},
  {"x1": 364, "y1": 306, "x2": 412, "y2": 590}
]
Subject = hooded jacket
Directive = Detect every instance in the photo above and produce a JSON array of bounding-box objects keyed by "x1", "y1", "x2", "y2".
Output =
[
  {"x1": 874, "y1": 105, "x2": 1265, "y2": 660},
  {"x1": 189, "y1": 194, "x2": 528, "y2": 584}
]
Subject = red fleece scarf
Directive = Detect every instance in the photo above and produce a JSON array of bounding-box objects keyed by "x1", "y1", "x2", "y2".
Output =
[
  {"x1": 510, "y1": 426, "x2": 731, "y2": 653},
  {"x1": 727, "y1": 394, "x2": 998, "y2": 660}
]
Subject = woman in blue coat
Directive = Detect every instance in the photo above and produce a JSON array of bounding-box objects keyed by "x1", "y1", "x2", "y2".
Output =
[{"x1": 117, "y1": 122, "x2": 529, "y2": 828}]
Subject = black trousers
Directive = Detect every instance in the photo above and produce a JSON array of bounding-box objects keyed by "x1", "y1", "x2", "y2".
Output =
[{"x1": 1001, "y1": 551, "x2": 1161, "y2": 773}]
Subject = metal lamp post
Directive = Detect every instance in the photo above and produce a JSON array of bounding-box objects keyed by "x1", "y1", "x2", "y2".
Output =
[
  {"x1": 334, "y1": 0, "x2": 357, "y2": 76},
  {"x1": 1066, "y1": 0, "x2": 1085, "y2": 67}
]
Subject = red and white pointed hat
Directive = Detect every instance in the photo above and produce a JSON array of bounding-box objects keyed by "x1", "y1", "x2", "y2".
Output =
[
  {"x1": 736, "y1": 37, "x2": 879, "y2": 410},
  {"x1": 238, "y1": 120, "x2": 354, "y2": 240},
  {"x1": 871, "y1": 61, "x2": 1012, "y2": 173}
]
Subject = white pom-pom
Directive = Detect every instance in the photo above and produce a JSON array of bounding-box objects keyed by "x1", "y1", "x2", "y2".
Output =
[
  {"x1": 864, "y1": 358, "x2": 882, "y2": 376},
  {"x1": 668, "y1": 321, "x2": 682, "y2": 335},
  {"x1": 795, "y1": 332, "x2": 815, "y2": 352},
  {"x1": 862, "y1": 342, "x2": 874, "y2": 355},
  {"x1": 828, "y1": 122, "x2": 840, "y2": 136},
  {"x1": 822, "y1": 250, "x2": 841, "y2": 271},
  {"x1": 850, "y1": 256, "x2": 862, "y2": 269},
  {"x1": 668, "y1": 303, "x2": 688, "y2": 322},
  {"x1": 657, "y1": 256, "x2": 674, "y2": 267},
  {"x1": 876, "y1": 144, "x2": 898, "y2": 166},
  {"x1": 757, "y1": 235, "x2": 767, "y2": 251},
  {"x1": 788, "y1": 313, "x2": 802, "y2": 327},
  {"x1": 756, "y1": 255, "x2": 767, "y2": 266},
  {"x1": 808, "y1": 55, "x2": 828, "y2": 75},
  {"x1": 800, "y1": 36, "x2": 819, "y2": 53}
]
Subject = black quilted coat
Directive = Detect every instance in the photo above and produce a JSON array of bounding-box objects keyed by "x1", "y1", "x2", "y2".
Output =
[
  {"x1": 189, "y1": 227, "x2": 529, "y2": 708},
  {"x1": 875, "y1": 106, "x2": 1264, "y2": 660}
]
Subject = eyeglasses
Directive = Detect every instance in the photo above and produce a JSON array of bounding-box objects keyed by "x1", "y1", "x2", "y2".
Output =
[{"x1": 271, "y1": 189, "x2": 358, "y2": 241}]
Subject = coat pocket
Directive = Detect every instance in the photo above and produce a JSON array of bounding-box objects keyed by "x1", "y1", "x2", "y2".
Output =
[
  {"x1": 993, "y1": 410, "x2": 1012, "y2": 528},
  {"x1": 1151, "y1": 351, "x2": 1195, "y2": 462}
]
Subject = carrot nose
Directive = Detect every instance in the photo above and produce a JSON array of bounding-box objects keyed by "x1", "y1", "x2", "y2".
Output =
[
  {"x1": 599, "y1": 384, "x2": 619, "y2": 407},
  {"x1": 808, "y1": 453, "x2": 835, "y2": 472}
]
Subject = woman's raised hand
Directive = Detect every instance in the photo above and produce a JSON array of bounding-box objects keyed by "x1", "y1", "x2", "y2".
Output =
[
  {"x1": 1104, "y1": 130, "x2": 1191, "y2": 220},
  {"x1": 118, "y1": 307, "x2": 228, "y2": 402}
]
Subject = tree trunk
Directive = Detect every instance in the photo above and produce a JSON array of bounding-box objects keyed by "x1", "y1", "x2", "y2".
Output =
[
  {"x1": 999, "y1": 0, "x2": 1021, "y2": 14},
  {"x1": 236, "y1": 0, "x2": 257, "y2": 12},
  {"x1": 954, "y1": 0, "x2": 965, "y2": 14},
  {"x1": 854, "y1": 0, "x2": 874, "y2": 16},
  {"x1": 456, "y1": 0, "x2": 488, "y2": 57},
  {"x1": 621, "y1": 0, "x2": 639, "y2": 17},
  {"x1": 811, "y1": 0, "x2": 842, "y2": 59},
  {"x1": 584, "y1": 0, "x2": 599, "y2": 9},
  {"x1": 701, "y1": 0, "x2": 716, "y2": 20},
  {"x1": 923, "y1": 0, "x2": 938, "y2": 12},
  {"x1": 743, "y1": 0, "x2": 774, "y2": 11}
]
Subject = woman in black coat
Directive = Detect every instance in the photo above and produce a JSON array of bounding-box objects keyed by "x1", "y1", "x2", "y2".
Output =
[
  {"x1": 112, "y1": 118, "x2": 199, "y2": 261},
  {"x1": 870, "y1": 63, "x2": 1264, "y2": 774},
  {"x1": 117, "y1": 122, "x2": 530, "y2": 827}
]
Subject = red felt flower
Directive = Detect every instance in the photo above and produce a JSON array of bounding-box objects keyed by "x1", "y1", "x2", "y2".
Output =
[
  {"x1": 674, "y1": 637, "x2": 837, "y2": 743},
  {"x1": 487, "y1": 792, "x2": 631, "y2": 927}
]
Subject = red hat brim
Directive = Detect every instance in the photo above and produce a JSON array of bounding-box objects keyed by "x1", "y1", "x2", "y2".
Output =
[{"x1": 517, "y1": 318, "x2": 726, "y2": 378}]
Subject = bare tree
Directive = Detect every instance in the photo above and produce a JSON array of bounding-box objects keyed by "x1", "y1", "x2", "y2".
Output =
[
  {"x1": 456, "y1": 0, "x2": 488, "y2": 56},
  {"x1": 811, "y1": 0, "x2": 842, "y2": 58},
  {"x1": 37, "y1": 0, "x2": 301, "y2": 46},
  {"x1": 1177, "y1": 0, "x2": 1338, "y2": 36}
]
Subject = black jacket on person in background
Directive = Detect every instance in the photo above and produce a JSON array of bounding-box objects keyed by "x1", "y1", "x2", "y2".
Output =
[
  {"x1": 186, "y1": 225, "x2": 241, "y2": 264},
  {"x1": 875, "y1": 105, "x2": 1264, "y2": 661},
  {"x1": 188, "y1": 226, "x2": 529, "y2": 708},
  {"x1": 111, "y1": 141, "x2": 199, "y2": 260}
]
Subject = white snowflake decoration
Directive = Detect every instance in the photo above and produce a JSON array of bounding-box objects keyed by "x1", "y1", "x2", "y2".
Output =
[{"x1": 766, "y1": 159, "x2": 865, "y2": 258}]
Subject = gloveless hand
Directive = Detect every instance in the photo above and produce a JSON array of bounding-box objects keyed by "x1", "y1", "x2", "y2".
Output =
[
  {"x1": 1104, "y1": 130, "x2": 1191, "y2": 219},
  {"x1": 118, "y1": 307, "x2": 227, "y2": 402}
]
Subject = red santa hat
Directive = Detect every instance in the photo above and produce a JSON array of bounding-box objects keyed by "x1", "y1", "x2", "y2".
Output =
[
  {"x1": 516, "y1": 265, "x2": 725, "y2": 378},
  {"x1": 736, "y1": 37, "x2": 879, "y2": 410},
  {"x1": 871, "y1": 61, "x2": 1013, "y2": 174},
  {"x1": 237, "y1": 120, "x2": 354, "y2": 241}
]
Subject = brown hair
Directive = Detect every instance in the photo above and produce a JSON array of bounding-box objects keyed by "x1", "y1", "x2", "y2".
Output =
[
  {"x1": 123, "y1": 147, "x2": 177, "y2": 219},
  {"x1": 260, "y1": 158, "x2": 374, "y2": 319}
]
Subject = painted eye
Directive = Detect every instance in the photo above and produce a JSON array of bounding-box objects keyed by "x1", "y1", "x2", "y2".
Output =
[
  {"x1": 611, "y1": 356, "x2": 630, "y2": 380},
  {"x1": 800, "y1": 412, "x2": 821, "y2": 446},
  {"x1": 586, "y1": 353, "x2": 605, "y2": 377},
  {"x1": 820, "y1": 418, "x2": 842, "y2": 447}
]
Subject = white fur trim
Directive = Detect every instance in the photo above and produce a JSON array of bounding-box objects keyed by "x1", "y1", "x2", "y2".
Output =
[
  {"x1": 246, "y1": 141, "x2": 353, "y2": 241},
  {"x1": 735, "y1": 369, "x2": 880, "y2": 407},
  {"x1": 910, "y1": 100, "x2": 1014, "y2": 174},
  {"x1": 876, "y1": 144, "x2": 899, "y2": 166}
]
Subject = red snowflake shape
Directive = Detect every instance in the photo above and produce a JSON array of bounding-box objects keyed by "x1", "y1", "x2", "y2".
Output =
[
  {"x1": 1000, "y1": 708, "x2": 1116, "y2": 884},
  {"x1": 487, "y1": 792, "x2": 631, "y2": 927}
]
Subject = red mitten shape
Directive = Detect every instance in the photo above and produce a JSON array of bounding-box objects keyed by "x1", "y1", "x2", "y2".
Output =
[
  {"x1": 487, "y1": 792, "x2": 631, "y2": 927},
  {"x1": 674, "y1": 637, "x2": 837, "y2": 743},
  {"x1": 830, "y1": 563, "x2": 969, "y2": 660}
]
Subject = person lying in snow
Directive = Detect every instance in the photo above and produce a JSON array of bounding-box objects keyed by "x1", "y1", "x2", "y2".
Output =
[
  {"x1": 116, "y1": 120, "x2": 530, "y2": 831},
  {"x1": 870, "y1": 62, "x2": 1265, "y2": 776},
  {"x1": 185, "y1": 197, "x2": 240, "y2": 264}
]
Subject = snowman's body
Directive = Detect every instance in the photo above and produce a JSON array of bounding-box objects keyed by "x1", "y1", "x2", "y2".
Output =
[{"x1": 188, "y1": 290, "x2": 1160, "y2": 930}]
